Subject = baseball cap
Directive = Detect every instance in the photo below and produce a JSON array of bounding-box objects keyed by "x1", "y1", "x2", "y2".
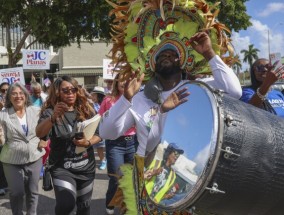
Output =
[
  {"x1": 167, "y1": 143, "x2": 184, "y2": 154},
  {"x1": 155, "y1": 43, "x2": 180, "y2": 62},
  {"x1": 92, "y1": 86, "x2": 105, "y2": 95}
]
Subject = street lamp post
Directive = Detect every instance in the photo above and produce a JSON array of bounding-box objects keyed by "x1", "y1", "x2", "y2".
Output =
[
  {"x1": 268, "y1": 29, "x2": 270, "y2": 57},
  {"x1": 267, "y1": 22, "x2": 284, "y2": 58}
]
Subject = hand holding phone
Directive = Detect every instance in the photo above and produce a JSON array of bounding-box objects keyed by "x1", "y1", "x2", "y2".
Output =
[{"x1": 74, "y1": 132, "x2": 84, "y2": 140}]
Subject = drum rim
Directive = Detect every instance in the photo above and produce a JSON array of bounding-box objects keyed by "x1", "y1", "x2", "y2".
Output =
[{"x1": 149, "y1": 80, "x2": 225, "y2": 212}]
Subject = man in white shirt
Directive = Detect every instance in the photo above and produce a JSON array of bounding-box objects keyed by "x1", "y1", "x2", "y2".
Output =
[{"x1": 99, "y1": 32, "x2": 241, "y2": 157}]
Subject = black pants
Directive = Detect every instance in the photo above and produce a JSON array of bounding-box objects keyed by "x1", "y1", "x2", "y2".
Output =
[{"x1": 52, "y1": 174, "x2": 94, "y2": 215}]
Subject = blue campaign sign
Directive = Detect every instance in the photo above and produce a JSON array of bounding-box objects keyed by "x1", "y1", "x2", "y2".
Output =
[{"x1": 28, "y1": 51, "x2": 47, "y2": 60}]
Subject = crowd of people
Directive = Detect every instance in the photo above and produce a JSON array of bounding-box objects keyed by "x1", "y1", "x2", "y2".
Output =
[{"x1": 0, "y1": 31, "x2": 283, "y2": 215}]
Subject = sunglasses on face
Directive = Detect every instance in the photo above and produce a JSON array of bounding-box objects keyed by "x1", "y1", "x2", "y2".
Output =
[
  {"x1": 256, "y1": 64, "x2": 269, "y2": 72},
  {"x1": 173, "y1": 151, "x2": 180, "y2": 158},
  {"x1": 61, "y1": 87, "x2": 78, "y2": 94},
  {"x1": 0, "y1": 88, "x2": 8, "y2": 94}
]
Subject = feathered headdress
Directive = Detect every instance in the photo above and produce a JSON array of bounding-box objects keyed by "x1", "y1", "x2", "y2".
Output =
[{"x1": 107, "y1": 0, "x2": 234, "y2": 81}]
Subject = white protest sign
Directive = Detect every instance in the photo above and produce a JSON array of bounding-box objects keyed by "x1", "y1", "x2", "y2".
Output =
[
  {"x1": 103, "y1": 59, "x2": 118, "y2": 80},
  {"x1": 0, "y1": 67, "x2": 25, "y2": 85},
  {"x1": 22, "y1": 49, "x2": 50, "y2": 70}
]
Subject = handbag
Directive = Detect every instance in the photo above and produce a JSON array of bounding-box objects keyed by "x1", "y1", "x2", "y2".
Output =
[{"x1": 42, "y1": 159, "x2": 53, "y2": 191}]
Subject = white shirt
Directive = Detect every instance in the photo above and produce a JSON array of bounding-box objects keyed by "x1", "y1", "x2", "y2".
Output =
[{"x1": 99, "y1": 55, "x2": 241, "y2": 156}]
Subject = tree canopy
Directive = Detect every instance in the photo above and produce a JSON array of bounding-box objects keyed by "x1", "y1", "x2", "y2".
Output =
[
  {"x1": 207, "y1": 0, "x2": 252, "y2": 32},
  {"x1": 0, "y1": 0, "x2": 112, "y2": 67},
  {"x1": 0, "y1": 0, "x2": 252, "y2": 68}
]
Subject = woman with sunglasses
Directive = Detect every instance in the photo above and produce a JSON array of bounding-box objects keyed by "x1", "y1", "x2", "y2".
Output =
[
  {"x1": 36, "y1": 76, "x2": 102, "y2": 215},
  {"x1": 0, "y1": 82, "x2": 45, "y2": 214},
  {"x1": 240, "y1": 58, "x2": 284, "y2": 117}
]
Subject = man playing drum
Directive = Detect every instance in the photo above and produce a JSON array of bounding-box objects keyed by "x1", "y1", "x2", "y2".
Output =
[{"x1": 99, "y1": 31, "x2": 241, "y2": 157}]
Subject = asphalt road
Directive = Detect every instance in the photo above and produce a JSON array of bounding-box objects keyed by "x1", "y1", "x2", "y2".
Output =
[{"x1": 0, "y1": 157, "x2": 118, "y2": 215}]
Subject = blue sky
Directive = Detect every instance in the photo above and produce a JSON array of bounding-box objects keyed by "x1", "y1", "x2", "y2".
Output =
[{"x1": 231, "y1": 0, "x2": 284, "y2": 71}]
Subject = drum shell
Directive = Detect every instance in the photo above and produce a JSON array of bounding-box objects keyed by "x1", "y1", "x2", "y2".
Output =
[{"x1": 195, "y1": 94, "x2": 284, "y2": 215}]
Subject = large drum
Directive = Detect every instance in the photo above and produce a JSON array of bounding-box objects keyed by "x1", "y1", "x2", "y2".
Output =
[{"x1": 142, "y1": 81, "x2": 284, "y2": 215}]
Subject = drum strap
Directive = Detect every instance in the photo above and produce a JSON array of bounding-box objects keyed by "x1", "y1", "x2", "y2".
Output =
[{"x1": 144, "y1": 76, "x2": 163, "y2": 105}]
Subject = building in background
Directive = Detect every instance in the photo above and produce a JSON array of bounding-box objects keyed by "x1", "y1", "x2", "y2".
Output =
[
  {"x1": 0, "y1": 26, "x2": 112, "y2": 91},
  {"x1": 55, "y1": 40, "x2": 112, "y2": 91}
]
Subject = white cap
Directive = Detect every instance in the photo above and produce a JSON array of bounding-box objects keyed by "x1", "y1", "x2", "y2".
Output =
[{"x1": 91, "y1": 86, "x2": 105, "y2": 95}]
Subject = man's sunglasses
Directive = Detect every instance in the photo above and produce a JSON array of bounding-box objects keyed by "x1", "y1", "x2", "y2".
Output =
[
  {"x1": 0, "y1": 88, "x2": 8, "y2": 94},
  {"x1": 61, "y1": 87, "x2": 78, "y2": 94}
]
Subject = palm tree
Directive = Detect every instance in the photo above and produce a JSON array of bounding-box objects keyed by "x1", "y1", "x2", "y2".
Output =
[
  {"x1": 232, "y1": 54, "x2": 242, "y2": 76},
  {"x1": 240, "y1": 44, "x2": 260, "y2": 69}
]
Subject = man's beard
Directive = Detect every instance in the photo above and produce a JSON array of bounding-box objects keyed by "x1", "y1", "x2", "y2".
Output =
[{"x1": 155, "y1": 60, "x2": 181, "y2": 79}]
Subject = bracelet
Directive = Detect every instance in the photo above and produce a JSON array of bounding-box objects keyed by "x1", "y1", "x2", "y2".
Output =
[
  {"x1": 256, "y1": 88, "x2": 266, "y2": 101},
  {"x1": 86, "y1": 140, "x2": 91, "y2": 148}
]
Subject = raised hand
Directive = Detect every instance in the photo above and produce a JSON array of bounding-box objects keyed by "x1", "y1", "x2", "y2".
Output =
[
  {"x1": 51, "y1": 102, "x2": 68, "y2": 122},
  {"x1": 264, "y1": 61, "x2": 284, "y2": 86},
  {"x1": 273, "y1": 61, "x2": 284, "y2": 80},
  {"x1": 189, "y1": 32, "x2": 215, "y2": 61},
  {"x1": 160, "y1": 87, "x2": 190, "y2": 113},
  {"x1": 144, "y1": 167, "x2": 163, "y2": 180},
  {"x1": 124, "y1": 71, "x2": 145, "y2": 101}
]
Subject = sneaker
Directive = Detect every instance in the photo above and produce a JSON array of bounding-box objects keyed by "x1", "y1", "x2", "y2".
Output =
[
  {"x1": 99, "y1": 160, "x2": 107, "y2": 170},
  {"x1": 106, "y1": 207, "x2": 114, "y2": 215},
  {"x1": 0, "y1": 189, "x2": 5, "y2": 196}
]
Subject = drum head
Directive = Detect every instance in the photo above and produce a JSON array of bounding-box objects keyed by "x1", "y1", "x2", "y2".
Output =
[{"x1": 144, "y1": 81, "x2": 221, "y2": 212}]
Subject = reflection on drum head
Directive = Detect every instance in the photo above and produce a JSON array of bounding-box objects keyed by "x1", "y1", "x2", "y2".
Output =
[
  {"x1": 144, "y1": 81, "x2": 218, "y2": 210},
  {"x1": 142, "y1": 81, "x2": 284, "y2": 214}
]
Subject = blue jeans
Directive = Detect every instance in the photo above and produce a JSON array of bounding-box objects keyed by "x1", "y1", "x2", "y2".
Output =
[{"x1": 105, "y1": 135, "x2": 138, "y2": 208}]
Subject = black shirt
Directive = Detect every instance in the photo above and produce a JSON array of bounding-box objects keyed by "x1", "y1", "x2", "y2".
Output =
[{"x1": 38, "y1": 108, "x2": 97, "y2": 180}]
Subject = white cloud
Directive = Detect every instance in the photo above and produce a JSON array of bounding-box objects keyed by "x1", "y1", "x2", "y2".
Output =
[
  {"x1": 193, "y1": 143, "x2": 210, "y2": 174},
  {"x1": 258, "y1": 3, "x2": 284, "y2": 17},
  {"x1": 249, "y1": 19, "x2": 284, "y2": 58},
  {"x1": 231, "y1": 32, "x2": 251, "y2": 71},
  {"x1": 250, "y1": 19, "x2": 268, "y2": 32},
  {"x1": 231, "y1": 19, "x2": 284, "y2": 72}
]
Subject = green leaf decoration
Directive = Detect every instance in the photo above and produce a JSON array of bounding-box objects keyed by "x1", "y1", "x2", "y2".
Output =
[{"x1": 125, "y1": 44, "x2": 139, "y2": 62}]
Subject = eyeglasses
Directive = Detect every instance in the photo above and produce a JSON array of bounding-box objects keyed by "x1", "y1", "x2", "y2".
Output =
[
  {"x1": 0, "y1": 88, "x2": 8, "y2": 94},
  {"x1": 61, "y1": 87, "x2": 78, "y2": 94},
  {"x1": 256, "y1": 64, "x2": 269, "y2": 72},
  {"x1": 11, "y1": 92, "x2": 25, "y2": 97}
]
